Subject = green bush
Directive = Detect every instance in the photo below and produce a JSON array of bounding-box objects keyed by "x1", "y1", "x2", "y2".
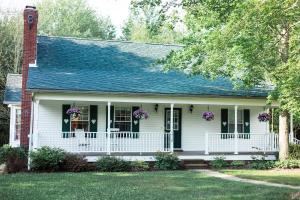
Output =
[
  {"x1": 96, "y1": 156, "x2": 131, "y2": 172},
  {"x1": 275, "y1": 160, "x2": 300, "y2": 169},
  {"x1": 154, "y1": 152, "x2": 180, "y2": 170},
  {"x1": 30, "y1": 146, "x2": 66, "y2": 172},
  {"x1": 0, "y1": 145, "x2": 27, "y2": 173},
  {"x1": 130, "y1": 161, "x2": 149, "y2": 171},
  {"x1": 230, "y1": 160, "x2": 245, "y2": 168},
  {"x1": 289, "y1": 144, "x2": 300, "y2": 160},
  {"x1": 249, "y1": 160, "x2": 276, "y2": 169},
  {"x1": 61, "y1": 153, "x2": 96, "y2": 172},
  {"x1": 211, "y1": 156, "x2": 228, "y2": 169}
]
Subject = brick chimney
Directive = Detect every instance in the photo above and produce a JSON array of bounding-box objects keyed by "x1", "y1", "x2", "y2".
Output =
[{"x1": 21, "y1": 6, "x2": 38, "y2": 148}]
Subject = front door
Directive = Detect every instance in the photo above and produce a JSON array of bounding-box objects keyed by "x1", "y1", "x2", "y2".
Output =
[{"x1": 165, "y1": 108, "x2": 182, "y2": 149}]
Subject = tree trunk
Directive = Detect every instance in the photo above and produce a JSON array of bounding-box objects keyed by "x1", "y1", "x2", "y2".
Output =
[{"x1": 279, "y1": 110, "x2": 289, "y2": 160}]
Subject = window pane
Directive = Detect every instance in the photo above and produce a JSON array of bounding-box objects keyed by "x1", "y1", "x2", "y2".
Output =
[
  {"x1": 15, "y1": 109, "x2": 21, "y2": 140},
  {"x1": 114, "y1": 107, "x2": 131, "y2": 131},
  {"x1": 71, "y1": 121, "x2": 89, "y2": 131},
  {"x1": 70, "y1": 105, "x2": 89, "y2": 132}
]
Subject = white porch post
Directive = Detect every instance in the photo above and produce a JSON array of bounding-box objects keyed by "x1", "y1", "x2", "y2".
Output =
[
  {"x1": 107, "y1": 102, "x2": 111, "y2": 155},
  {"x1": 290, "y1": 113, "x2": 294, "y2": 143},
  {"x1": 234, "y1": 105, "x2": 238, "y2": 154},
  {"x1": 170, "y1": 103, "x2": 174, "y2": 152},
  {"x1": 33, "y1": 100, "x2": 39, "y2": 149},
  {"x1": 205, "y1": 132, "x2": 209, "y2": 155}
]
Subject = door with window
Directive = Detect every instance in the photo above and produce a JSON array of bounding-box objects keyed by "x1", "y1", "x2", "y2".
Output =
[{"x1": 165, "y1": 108, "x2": 182, "y2": 149}]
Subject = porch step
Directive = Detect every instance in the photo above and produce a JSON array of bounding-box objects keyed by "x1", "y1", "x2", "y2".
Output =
[{"x1": 183, "y1": 159, "x2": 209, "y2": 169}]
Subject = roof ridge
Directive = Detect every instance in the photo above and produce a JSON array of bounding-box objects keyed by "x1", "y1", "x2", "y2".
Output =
[{"x1": 37, "y1": 35, "x2": 184, "y2": 47}]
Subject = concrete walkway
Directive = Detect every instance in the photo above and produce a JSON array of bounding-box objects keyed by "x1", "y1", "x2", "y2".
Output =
[{"x1": 193, "y1": 169, "x2": 300, "y2": 190}]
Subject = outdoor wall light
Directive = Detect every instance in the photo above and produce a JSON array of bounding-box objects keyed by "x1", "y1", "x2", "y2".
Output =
[
  {"x1": 154, "y1": 104, "x2": 159, "y2": 112},
  {"x1": 189, "y1": 105, "x2": 194, "y2": 113}
]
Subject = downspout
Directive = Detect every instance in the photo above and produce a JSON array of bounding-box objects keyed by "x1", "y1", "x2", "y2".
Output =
[{"x1": 27, "y1": 94, "x2": 34, "y2": 170}]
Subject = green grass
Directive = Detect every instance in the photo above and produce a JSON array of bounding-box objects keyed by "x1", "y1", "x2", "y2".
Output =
[
  {"x1": 0, "y1": 171, "x2": 298, "y2": 200},
  {"x1": 221, "y1": 169, "x2": 300, "y2": 186}
]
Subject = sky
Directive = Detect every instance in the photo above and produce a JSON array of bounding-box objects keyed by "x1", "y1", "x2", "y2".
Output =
[{"x1": 0, "y1": 0, "x2": 132, "y2": 35}]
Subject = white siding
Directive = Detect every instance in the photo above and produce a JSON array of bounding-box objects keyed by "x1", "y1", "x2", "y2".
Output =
[{"x1": 37, "y1": 100, "x2": 268, "y2": 151}]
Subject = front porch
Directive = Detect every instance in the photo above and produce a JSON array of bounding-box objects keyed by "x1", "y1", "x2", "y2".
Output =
[{"x1": 29, "y1": 93, "x2": 282, "y2": 161}]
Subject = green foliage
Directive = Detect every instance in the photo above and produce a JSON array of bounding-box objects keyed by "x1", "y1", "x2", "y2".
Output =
[
  {"x1": 289, "y1": 144, "x2": 300, "y2": 160},
  {"x1": 30, "y1": 146, "x2": 66, "y2": 172},
  {"x1": 122, "y1": 0, "x2": 184, "y2": 43},
  {"x1": 130, "y1": 161, "x2": 149, "y2": 171},
  {"x1": 230, "y1": 160, "x2": 245, "y2": 168},
  {"x1": 0, "y1": 10, "x2": 22, "y2": 136},
  {"x1": 275, "y1": 159, "x2": 300, "y2": 169},
  {"x1": 211, "y1": 156, "x2": 228, "y2": 169},
  {"x1": 162, "y1": 0, "x2": 300, "y2": 117},
  {"x1": 0, "y1": 145, "x2": 27, "y2": 173},
  {"x1": 60, "y1": 153, "x2": 96, "y2": 172},
  {"x1": 36, "y1": 0, "x2": 116, "y2": 39},
  {"x1": 96, "y1": 156, "x2": 131, "y2": 172},
  {"x1": 154, "y1": 152, "x2": 180, "y2": 170},
  {"x1": 250, "y1": 157, "x2": 276, "y2": 170}
]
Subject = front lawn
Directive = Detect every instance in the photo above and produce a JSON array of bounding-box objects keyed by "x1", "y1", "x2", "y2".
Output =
[
  {"x1": 0, "y1": 171, "x2": 298, "y2": 200},
  {"x1": 221, "y1": 169, "x2": 300, "y2": 186}
]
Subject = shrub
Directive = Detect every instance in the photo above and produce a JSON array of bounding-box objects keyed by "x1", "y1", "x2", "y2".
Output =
[
  {"x1": 130, "y1": 161, "x2": 149, "y2": 171},
  {"x1": 275, "y1": 160, "x2": 300, "y2": 169},
  {"x1": 249, "y1": 160, "x2": 276, "y2": 170},
  {"x1": 96, "y1": 156, "x2": 131, "y2": 172},
  {"x1": 30, "y1": 146, "x2": 66, "y2": 172},
  {"x1": 0, "y1": 145, "x2": 27, "y2": 173},
  {"x1": 289, "y1": 144, "x2": 300, "y2": 160},
  {"x1": 230, "y1": 160, "x2": 245, "y2": 168},
  {"x1": 61, "y1": 153, "x2": 96, "y2": 172},
  {"x1": 211, "y1": 156, "x2": 228, "y2": 169},
  {"x1": 154, "y1": 152, "x2": 180, "y2": 170}
]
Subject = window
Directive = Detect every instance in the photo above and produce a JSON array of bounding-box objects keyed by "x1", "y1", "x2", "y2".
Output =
[
  {"x1": 15, "y1": 109, "x2": 21, "y2": 140},
  {"x1": 228, "y1": 109, "x2": 244, "y2": 133},
  {"x1": 114, "y1": 107, "x2": 131, "y2": 132},
  {"x1": 71, "y1": 106, "x2": 89, "y2": 132},
  {"x1": 165, "y1": 110, "x2": 179, "y2": 131}
]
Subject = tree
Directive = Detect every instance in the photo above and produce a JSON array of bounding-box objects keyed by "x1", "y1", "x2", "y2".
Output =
[
  {"x1": 122, "y1": 0, "x2": 185, "y2": 43},
  {"x1": 163, "y1": 0, "x2": 300, "y2": 160},
  {"x1": 0, "y1": 10, "x2": 23, "y2": 145},
  {"x1": 36, "y1": 0, "x2": 116, "y2": 39}
]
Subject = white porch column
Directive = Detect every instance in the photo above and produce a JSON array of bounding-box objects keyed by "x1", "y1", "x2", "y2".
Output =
[
  {"x1": 170, "y1": 103, "x2": 174, "y2": 152},
  {"x1": 234, "y1": 105, "x2": 238, "y2": 154},
  {"x1": 33, "y1": 100, "x2": 39, "y2": 149},
  {"x1": 290, "y1": 113, "x2": 294, "y2": 143},
  {"x1": 107, "y1": 102, "x2": 111, "y2": 155}
]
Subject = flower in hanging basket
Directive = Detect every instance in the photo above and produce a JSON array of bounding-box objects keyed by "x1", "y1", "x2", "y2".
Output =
[
  {"x1": 66, "y1": 107, "x2": 81, "y2": 118},
  {"x1": 258, "y1": 112, "x2": 271, "y2": 122},
  {"x1": 133, "y1": 108, "x2": 149, "y2": 120},
  {"x1": 202, "y1": 111, "x2": 214, "y2": 121}
]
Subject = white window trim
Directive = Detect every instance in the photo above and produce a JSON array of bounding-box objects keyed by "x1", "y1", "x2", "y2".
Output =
[
  {"x1": 114, "y1": 107, "x2": 132, "y2": 132},
  {"x1": 70, "y1": 105, "x2": 90, "y2": 132},
  {"x1": 228, "y1": 109, "x2": 244, "y2": 133}
]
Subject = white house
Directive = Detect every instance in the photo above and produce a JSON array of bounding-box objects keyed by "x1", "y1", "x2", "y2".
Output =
[{"x1": 5, "y1": 6, "x2": 298, "y2": 162}]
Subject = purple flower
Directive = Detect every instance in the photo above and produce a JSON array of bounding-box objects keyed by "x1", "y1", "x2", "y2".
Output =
[
  {"x1": 258, "y1": 113, "x2": 271, "y2": 122},
  {"x1": 133, "y1": 108, "x2": 149, "y2": 120},
  {"x1": 202, "y1": 111, "x2": 214, "y2": 121},
  {"x1": 66, "y1": 107, "x2": 81, "y2": 116}
]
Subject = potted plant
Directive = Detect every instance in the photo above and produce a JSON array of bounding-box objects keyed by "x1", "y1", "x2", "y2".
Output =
[
  {"x1": 202, "y1": 111, "x2": 214, "y2": 121},
  {"x1": 258, "y1": 112, "x2": 271, "y2": 122},
  {"x1": 66, "y1": 107, "x2": 81, "y2": 119}
]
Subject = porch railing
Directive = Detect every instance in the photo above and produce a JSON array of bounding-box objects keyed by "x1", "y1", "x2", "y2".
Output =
[
  {"x1": 205, "y1": 132, "x2": 279, "y2": 154},
  {"x1": 37, "y1": 131, "x2": 171, "y2": 154}
]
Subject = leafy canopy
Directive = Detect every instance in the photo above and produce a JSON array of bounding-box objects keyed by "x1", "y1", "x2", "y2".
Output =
[{"x1": 163, "y1": 0, "x2": 300, "y2": 116}]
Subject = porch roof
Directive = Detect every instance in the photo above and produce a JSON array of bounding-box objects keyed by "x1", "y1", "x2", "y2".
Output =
[
  {"x1": 27, "y1": 36, "x2": 270, "y2": 98},
  {"x1": 3, "y1": 73, "x2": 22, "y2": 104}
]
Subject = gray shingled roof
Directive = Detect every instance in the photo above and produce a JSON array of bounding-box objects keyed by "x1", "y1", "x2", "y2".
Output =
[
  {"x1": 4, "y1": 73, "x2": 22, "y2": 104},
  {"x1": 26, "y1": 36, "x2": 269, "y2": 97}
]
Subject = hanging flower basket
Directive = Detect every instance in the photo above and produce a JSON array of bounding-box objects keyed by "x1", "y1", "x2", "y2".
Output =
[
  {"x1": 66, "y1": 107, "x2": 81, "y2": 119},
  {"x1": 133, "y1": 108, "x2": 149, "y2": 120},
  {"x1": 258, "y1": 112, "x2": 271, "y2": 122},
  {"x1": 202, "y1": 111, "x2": 214, "y2": 121}
]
